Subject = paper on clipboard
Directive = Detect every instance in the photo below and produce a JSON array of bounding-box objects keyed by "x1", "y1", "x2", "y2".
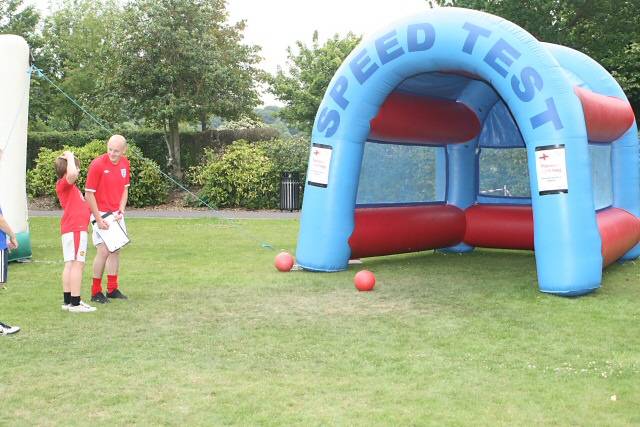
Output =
[{"x1": 91, "y1": 212, "x2": 130, "y2": 252}]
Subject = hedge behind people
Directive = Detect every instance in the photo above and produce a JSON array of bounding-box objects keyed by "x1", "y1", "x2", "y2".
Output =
[{"x1": 28, "y1": 140, "x2": 169, "y2": 207}]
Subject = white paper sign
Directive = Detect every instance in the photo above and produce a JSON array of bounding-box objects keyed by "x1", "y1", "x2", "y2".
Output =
[
  {"x1": 307, "y1": 143, "x2": 332, "y2": 187},
  {"x1": 535, "y1": 145, "x2": 568, "y2": 195}
]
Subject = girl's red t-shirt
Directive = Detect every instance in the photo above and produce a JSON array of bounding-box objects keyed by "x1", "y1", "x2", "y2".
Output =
[{"x1": 56, "y1": 178, "x2": 91, "y2": 234}]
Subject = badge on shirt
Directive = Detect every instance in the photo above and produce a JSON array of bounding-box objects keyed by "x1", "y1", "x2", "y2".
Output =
[{"x1": 121, "y1": 168, "x2": 127, "y2": 178}]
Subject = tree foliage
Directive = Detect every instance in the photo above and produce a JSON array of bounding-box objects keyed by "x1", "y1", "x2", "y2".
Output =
[
  {"x1": 103, "y1": 0, "x2": 262, "y2": 178},
  {"x1": 0, "y1": 0, "x2": 39, "y2": 42},
  {"x1": 35, "y1": 0, "x2": 120, "y2": 130},
  {"x1": 433, "y1": 0, "x2": 640, "y2": 116},
  {"x1": 0, "y1": 0, "x2": 48, "y2": 128},
  {"x1": 268, "y1": 31, "x2": 361, "y2": 134}
]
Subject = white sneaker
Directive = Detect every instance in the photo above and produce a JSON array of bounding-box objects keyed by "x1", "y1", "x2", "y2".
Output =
[
  {"x1": 0, "y1": 322, "x2": 20, "y2": 335},
  {"x1": 61, "y1": 303, "x2": 70, "y2": 311},
  {"x1": 68, "y1": 301, "x2": 97, "y2": 313}
]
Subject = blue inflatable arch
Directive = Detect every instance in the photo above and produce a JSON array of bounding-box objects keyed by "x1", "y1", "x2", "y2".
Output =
[{"x1": 296, "y1": 7, "x2": 640, "y2": 295}]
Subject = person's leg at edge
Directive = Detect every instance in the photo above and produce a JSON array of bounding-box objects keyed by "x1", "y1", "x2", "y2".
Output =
[
  {"x1": 70, "y1": 260, "x2": 83, "y2": 303},
  {"x1": 69, "y1": 260, "x2": 96, "y2": 312},
  {"x1": 0, "y1": 248, "x2": 19, "y2": 334}
]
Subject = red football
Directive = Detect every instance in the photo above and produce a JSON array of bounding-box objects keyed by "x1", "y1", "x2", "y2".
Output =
[
  {"x1": 354, "y1": 270, "x2": 376, "y2": 291},
  {"x1": 274, "y1": 252, "x2": 294, "y2": 272}
]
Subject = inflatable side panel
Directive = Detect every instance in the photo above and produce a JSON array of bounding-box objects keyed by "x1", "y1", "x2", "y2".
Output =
[
  {"x1": 545, "y1": 43, "x2": 640, "y2": 261},
  {"x1": 574, "y1": 87, "x2": 635, "y2": 142},
  {"x1": 0, "y1": 35, "x2": 31, "y2": 261},
  {"x1": 596, "y1": 208, "x2": 640, "y2": 266},
  {"x1": 349, "y1": 205, "x2": 465, "y2": 258}
]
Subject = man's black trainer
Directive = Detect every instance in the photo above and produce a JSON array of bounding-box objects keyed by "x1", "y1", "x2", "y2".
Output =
[
  {"x1": 107, "y1": 289, "x2": 128, "y2": 300},
  {"x1": 91, "y1": 292, "x2": 110, "y2": 304}
]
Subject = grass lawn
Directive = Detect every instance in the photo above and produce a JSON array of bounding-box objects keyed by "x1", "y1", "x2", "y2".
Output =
[{"x1": 2, "y1": 216, "x2": 639, "y2": 426}]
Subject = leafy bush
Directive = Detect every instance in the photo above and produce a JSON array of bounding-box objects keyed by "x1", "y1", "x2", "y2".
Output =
[
  {"x1": 27, "y1": 140, "x2": 169, "y2": 207},
  {"x1": 126, "y1": 145, "x2": 171, "y2": 207},
  {"x1": 257, "y1": 136, "x2": 309, "y2": 178},
  {"x1": 187, "y1": 137, "x2": 311, "y2": 209},
  {"x1": 189, "y1": 140, "x2": 278, "y2": 209}
]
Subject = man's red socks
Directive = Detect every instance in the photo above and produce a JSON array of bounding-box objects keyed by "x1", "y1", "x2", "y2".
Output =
[
  {"x1": 92, "y1": 277, "x2": 102, "y2": 296},
  {"x1": 107, "y1": 275, "x2": 118, "y2": 293}
]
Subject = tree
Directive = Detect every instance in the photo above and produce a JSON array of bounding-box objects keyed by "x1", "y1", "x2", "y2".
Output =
[
  {"x1": 104, "y1": 0, "x2": 261, "y2": 178},
  {"x1": 0, "y1": 0, "x2": 39, "y2": 40},
  {"x1": 431, "y1": 0, "x2": 640, "y2": 116},
  {"x1": 0, "y1": 0, "x2": 48, "y2": 128},
  {"x1": 268, "y1": 31, "x2": 361, "y2": 134},
  {"x1": 255, "y1": 106, "x2": 300, "y2": 138},
  {"x1": 37, "y1": 0, "x2": 121, "y2": 130}
]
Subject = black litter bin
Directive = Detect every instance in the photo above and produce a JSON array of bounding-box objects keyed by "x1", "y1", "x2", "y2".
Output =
[{"x1": 279, "y1": 172, "x2": 301, "y2": 211}]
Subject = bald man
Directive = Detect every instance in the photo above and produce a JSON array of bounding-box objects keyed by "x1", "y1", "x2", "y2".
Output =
[{"x1": 85, "y1": 135, "x2": 131, "y2": 303}]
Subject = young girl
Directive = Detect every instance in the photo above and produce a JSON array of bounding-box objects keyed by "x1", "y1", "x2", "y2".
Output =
[{"x1": 55, "y1": 151, "x2": 96, "y2": 313}]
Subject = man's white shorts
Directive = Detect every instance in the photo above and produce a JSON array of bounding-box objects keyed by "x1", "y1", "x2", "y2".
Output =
[
  {"x1": 91, "y1": 212, "x2": 127, "y2": 248},
  {"x1": 62, "y1": 231, "x2": 88, "y2": 263}
]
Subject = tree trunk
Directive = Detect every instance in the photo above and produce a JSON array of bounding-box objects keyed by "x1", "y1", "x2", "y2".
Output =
[
  {"x1": 168, "y1": 117, "x2": 182, "y2": 179},
  {"x1": 200, "y1": 112, "x2": 208, "y2": 132},
  {"x1": 69, "y1": 110, "x2": 84, "y2": 131}
]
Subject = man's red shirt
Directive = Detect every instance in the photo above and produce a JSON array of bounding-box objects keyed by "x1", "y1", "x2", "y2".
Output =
[{"x1": 85, "y1": 154, "x2": 131, "y2": 212}]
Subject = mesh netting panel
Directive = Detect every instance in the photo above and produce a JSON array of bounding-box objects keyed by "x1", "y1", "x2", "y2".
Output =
[
  {"x1": 589, "y1": 144, "x2": 613, "y2": 210},
  {"x1": 478, "y1": 101, "x2": 525, "y2": 148},
  {"x1": 356, "y1": 141, "x2": 444, "y2": 205},
  {"x1": 479, "y1": 147, "x2": 530, "y2": 198}
]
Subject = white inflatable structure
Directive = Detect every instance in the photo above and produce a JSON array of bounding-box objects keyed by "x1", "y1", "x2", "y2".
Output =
[{"x1": 0, "y1": 35, "x2": 32, "y2": 260}]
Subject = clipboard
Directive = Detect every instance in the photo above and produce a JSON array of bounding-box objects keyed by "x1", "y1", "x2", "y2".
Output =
[{"x1": 91, "y1": 212, "x2": 130, "y2": 252}]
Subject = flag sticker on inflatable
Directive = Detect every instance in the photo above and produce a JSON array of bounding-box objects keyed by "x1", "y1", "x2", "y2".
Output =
[
  {"x1": 307, "y1": 143, "x2": 332, "y2": 188},
  {"x1": 535, "y1": 144, "x2": 569, "y2": 195}
]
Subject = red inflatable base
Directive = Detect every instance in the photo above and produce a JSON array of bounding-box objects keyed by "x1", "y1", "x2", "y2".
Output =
[
  {"x1": 349, "y1": 205, "x2": 465, "y2": 258},
  {"x1": 463, "y1": 204, "x2": 534, "y2": 250},
  {"x1": 348, "y1": 204, "x2": 640, "y2": 266}
]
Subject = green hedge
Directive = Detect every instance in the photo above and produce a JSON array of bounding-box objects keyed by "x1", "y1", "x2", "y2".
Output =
[
  {"x1": 27, "y1": 128, "x2": 280, "y2": 171},
  {"x1": 27, "y1": 140, "x2": 170, "y2": 208}
]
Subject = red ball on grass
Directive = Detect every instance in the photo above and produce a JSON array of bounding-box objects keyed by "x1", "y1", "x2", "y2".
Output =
[
  {"x1": 274, "y1": 251, "x2": 294, "y2": 272},
  {"x1": 354, "y1": 270, "x2": 376, "y2": 291}
]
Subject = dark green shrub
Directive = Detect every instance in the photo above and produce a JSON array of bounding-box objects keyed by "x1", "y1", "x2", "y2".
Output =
[
  {"x1": 189, "y1": 141, "x2": 278, "y2": 209},
  {"x1": 27, "y1": 140, "x2": 169, "y2": 207},
  {"x1": 188, "y1": 137, "x2": 311, "y2": 209},
  {"x1": 257, "y1": 136, "x2": 309, "y2": 178},
  {"x1": 126, "y1": 145, "x2": 171, "y2": 207},
  {"x1": 27, "y1": 128, "x2": 280, "y2": 171}
]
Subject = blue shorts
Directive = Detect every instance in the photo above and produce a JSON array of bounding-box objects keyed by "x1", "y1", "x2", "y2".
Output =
[{"x1": 0, "y1": 249, "x2": 7, "y2": 283}]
